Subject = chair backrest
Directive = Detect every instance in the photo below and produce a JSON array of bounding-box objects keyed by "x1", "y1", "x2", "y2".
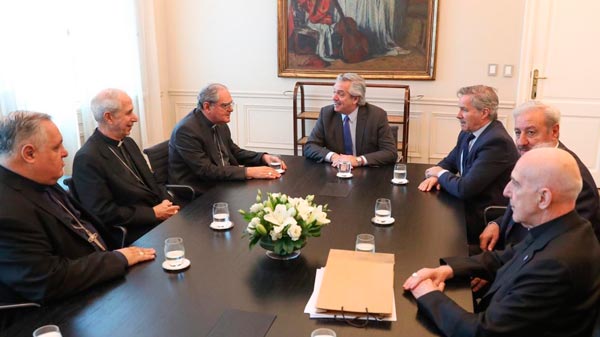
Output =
[{"x1": 143, "y1": 140, "x2": 169, "y2": 185}]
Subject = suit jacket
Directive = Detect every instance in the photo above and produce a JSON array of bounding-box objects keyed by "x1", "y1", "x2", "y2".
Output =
[
  {"x1": 303, "y1": 103, "x2": 397, "y2": 165},
  {"x1": 437, "y1": 120, "x2": 519, "y2": 243},
  {"x1": 495, "y1": 142, "x2": 600, "y2": 248},
  {"x1": 0, "y1": 166, "x2": 127, "y2": 305},
  {"x1": 417, "y1": 211, "x2": 600, "y2": 337},
  {"x1": 168, "y1": 108, "x2": 265, "y2": 194},
  {"x1": 73, "y1": 129, "x2": 170, "y2": 244}
]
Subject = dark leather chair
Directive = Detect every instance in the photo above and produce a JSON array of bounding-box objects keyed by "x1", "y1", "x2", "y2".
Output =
[
  {"x1": 0, "y1": 302, "x2": 40, "y2": 330},
  {"x1": 143, "y1": 140, "x2": 195, "y2": 201},
  {"x1": 63, "y1": 177, "x2": 127, "y2": 248},
  {"x1": 483, "y1": 205, "x2": 507, "y2": 225}
]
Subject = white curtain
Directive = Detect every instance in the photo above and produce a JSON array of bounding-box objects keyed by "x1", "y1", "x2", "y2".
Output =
[{"x1": 0, "y1": 0, "x2": 143, "y2": 174}]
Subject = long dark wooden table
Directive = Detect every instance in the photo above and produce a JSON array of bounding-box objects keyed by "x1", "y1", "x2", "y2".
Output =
[{"x1": 7, "y1": 156, "x2": 472, "y2": 337}]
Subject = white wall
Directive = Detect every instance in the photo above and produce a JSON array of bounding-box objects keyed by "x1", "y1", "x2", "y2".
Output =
[{"x1": 148, "y1": 0, "x2": 526, "y2": 163}]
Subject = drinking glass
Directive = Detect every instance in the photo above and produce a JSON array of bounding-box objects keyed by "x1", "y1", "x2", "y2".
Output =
[
  {"x1": 212, "y1": 202, "x2": 230, "y2": 227},
  {"x1": 394, "y1": 163, "x2": 407, "y2": 181},
  {"x1": 337, "y1": 160, "x2": 352, "y2": 177},
  {"x1": 311, "y1": 328, "x2": 337, "y2": 337},
  {"x1": 355, "y1": 233, "x2": 375, "y2": 253},
  {"x1": 32, "y1": 325, "x2": 62, "y2": 337},
  {"x1": 164, "y1": 237, "x2": 185, "y2": 268},
  {"x1": 374, "y1": 198, "x2": 392, "y2": 222},
  {"x1": 269, "y1": 155, "x2": 282, "y2": 171}
]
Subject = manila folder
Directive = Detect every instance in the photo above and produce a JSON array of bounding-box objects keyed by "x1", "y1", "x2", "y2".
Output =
[{"x1": 316, "y1": 249, "x2": 394, "y2": 315}]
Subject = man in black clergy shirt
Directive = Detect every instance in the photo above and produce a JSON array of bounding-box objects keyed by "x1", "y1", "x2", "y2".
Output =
[
  {"x1": 0, "y1": 111, "x2": 155, "y2": 328},
  {"x1": 168, "y1": 83, "x2": 284, "y2": 194},
  {"x1": 418, "y1": 85, "x2": 519, "y2": 244},
  {"x1": 73, "y1": 88, "x2": 179, "y2": 244},
  {"x1": 404, "y1": 147, "x2": 600, "y2": 337},
  {"x1": 479, "y1": 101, "x2": 600, "y2": 251}
]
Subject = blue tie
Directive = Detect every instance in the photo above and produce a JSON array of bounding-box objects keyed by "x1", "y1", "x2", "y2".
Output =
[
  {"x1": 343, "y1": 115, "x2": 353, "y2": 155},
  {"x1": 461, "y1": 133, "x2": 475, "y2": 175}
]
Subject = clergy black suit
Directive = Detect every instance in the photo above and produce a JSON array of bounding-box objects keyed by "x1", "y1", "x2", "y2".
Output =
[
  {"x1": 168, "y1": 108, "x2": 265, "y2": 194},
  {"x1": 417, "y1": 211, "x2": 600, "y2": 337},
  {"x1": 0, "y1": 166, "x2": 127, "y2": 305},
  {"x1": 437, "y1": 120, "x2": 519, "y2": 243},
  {"x1": 494, "y1": 142, "x2": 600, "y2": 248},
  {"x1": 303, "y1": 103, "x2": 397, "y2": 165},
  {"x1": 73, "y1": 129, "x2": 171, "y2": 244}
]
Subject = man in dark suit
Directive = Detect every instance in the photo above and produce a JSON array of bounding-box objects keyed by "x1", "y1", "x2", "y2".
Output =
[
  {"x1": 480, "y1": 101, "x2": 600, "y2": 252},
  {"x1": 73, "y1": 89, "x2": 179, "y2": 245},
  {"x1": 419, "y1": 85, "x2": 519, "y2": 244},
  {"x1": 303, "y1": 73, "x2": 397, "y2": 167},
  {"x1": 169, "y1": 83, "x2": 283, "y2": 194},
  {"x1": 404, "y1": 148, "x2": 600, "y2": 337},
  {"x1": 0, "y1": 112, "x2": 155, "y2": 321}
]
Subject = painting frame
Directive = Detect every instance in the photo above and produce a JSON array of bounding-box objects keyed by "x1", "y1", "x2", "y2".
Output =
[{"x1": 277, "y1": 0, "x2": 439, "y2": 80}]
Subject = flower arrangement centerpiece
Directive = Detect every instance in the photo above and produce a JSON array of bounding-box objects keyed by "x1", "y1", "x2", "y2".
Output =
[{"x1": 240, "y1": 190, "x2": 330, "y2": 259}]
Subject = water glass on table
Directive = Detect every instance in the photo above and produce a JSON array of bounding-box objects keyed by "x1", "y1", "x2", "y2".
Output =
[
  {"x1": 337, "y1": 160, "x2": 352, "y2": 178},
  {"x1": 212, "y1": 202, "x2": 230, "y2": 227},
  {"x1": 311, "y1": 327, "x2": 336, "y2": 337},
  {"x1": 32, "y1": 325, "x2": 62, "y2": 337},
  {"x1": 355, "y1": 233, "x2": 375, "y2": 253},
  {"x1": 269, "y1": 155, "x2": 283, "y2": 172},
  {"x1": 393, "y1": 163, "x2": 407, "y2": 182},
  {"x1": 374, "y1": 198, "x2": 392, "y2": 222},
  {"x1": 164, "y1": 237, "x2": 185, "y2": 268}
]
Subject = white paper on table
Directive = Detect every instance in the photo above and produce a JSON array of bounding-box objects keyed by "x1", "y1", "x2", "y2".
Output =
[{"x1": 304, "y1": 267, "x2": 397, "y2": 321}]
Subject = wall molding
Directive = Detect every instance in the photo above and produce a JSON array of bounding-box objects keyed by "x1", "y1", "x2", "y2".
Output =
[
  {"x1": 168, "y1": 90, "x2": 516, "y2": 109},
  {"x1": 168, "y1": 90, "x2": 517, "y2": 162}
]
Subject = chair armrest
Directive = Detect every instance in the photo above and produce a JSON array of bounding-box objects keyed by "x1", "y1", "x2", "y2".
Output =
[
  {"x1": 483, "y1": 205, "x2": 508, "y2": 225},
  {"x1": 165, "y1": 184, "x2": 196, "y2": 201},
  {"x1": 0, "y1": 302, "x2": 41, "y2": 310},
  {"x1": 113, "y1": 225, "x2": 128, "y2": 248}
]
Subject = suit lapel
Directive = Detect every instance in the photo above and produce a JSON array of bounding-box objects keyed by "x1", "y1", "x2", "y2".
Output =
[
  {"x1": 355, "y1": 105, "x2": 368, "y2": 155},
  {"x1": 17, "y1": 182, "x2": 97, "y2": 246},
  {"x1": 196, "y1": 111, "x2": 228, "y2": 166},
  {"x1": 97, "y1": 136, "x2": 154, "y2": 195},
  {"x1": 122, "y1": 139, "x2": 157, "y2": 194},
  {"x1": 332, "y1": 108, "x2": 345, "y2": 153}
]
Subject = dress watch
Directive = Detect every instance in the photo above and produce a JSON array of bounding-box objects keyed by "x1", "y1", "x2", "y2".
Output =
[{"x1": 356, "y1": 156, "x2": 363, "y2": 166}]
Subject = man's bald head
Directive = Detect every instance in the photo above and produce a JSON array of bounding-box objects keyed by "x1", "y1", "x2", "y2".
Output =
[{"x1": 504, "y1": 147, "x2": 582, "y2": 227}]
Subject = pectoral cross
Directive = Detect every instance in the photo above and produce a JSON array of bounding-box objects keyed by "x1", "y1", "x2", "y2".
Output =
[{"x1": 85, "y1": 232, "x2": 106, "y2": 251}]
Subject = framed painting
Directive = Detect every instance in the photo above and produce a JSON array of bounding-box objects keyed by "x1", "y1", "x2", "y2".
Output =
[{"x1": 278, "y1": 0, "x2": 439, "y2": 80}]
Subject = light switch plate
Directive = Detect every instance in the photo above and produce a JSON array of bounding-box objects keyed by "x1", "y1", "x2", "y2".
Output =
[
  {"x1": 488, "y1": 64, "x2": 498, "y2": 76},
  {"x1": 504, "y1": 65, "x2": 513, "y2": 77}
]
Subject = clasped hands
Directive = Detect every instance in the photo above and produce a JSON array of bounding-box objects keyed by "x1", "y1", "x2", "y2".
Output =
[
  {"x1": 402, "y1": 265, "x2": 453, "y2": 299},
  {"x1": 330, "y1": 153, "x2": 359, "y2": 167}
]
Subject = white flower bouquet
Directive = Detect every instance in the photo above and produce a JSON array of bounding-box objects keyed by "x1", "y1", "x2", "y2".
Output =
[{"x1": 240, "y1": 190, "x2": 331, "y2": 256}]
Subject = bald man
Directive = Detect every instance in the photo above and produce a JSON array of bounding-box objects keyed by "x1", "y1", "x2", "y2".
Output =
[{"x1": 404, "y1": 148, "x2": 600, "y2": 337}]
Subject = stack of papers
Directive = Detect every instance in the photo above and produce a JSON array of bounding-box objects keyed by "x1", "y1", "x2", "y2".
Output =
[{"x1": 304, "y1": 249, "x2": 397, "y2": 321}]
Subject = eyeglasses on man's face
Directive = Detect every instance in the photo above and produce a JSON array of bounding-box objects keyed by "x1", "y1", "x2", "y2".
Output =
[{"x1": 212, "y1": 101, "x2": 235, "y2": 110}]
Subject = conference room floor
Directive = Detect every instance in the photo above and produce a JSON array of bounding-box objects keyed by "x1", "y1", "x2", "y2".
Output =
[{"x1": 7, "y1": 156, "x2": 472, "y2": 337}]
